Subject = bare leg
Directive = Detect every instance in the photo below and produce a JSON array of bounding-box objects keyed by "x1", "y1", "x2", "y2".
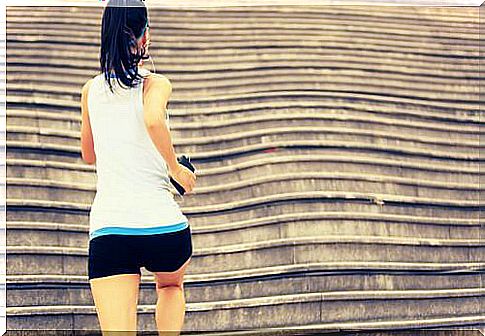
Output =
[
  {"x1": 152, "y1": 257, "x2": 192, "y2": 336},
  {"x1": 89, "y1": 273, "x2": 141, "y2": 335}
]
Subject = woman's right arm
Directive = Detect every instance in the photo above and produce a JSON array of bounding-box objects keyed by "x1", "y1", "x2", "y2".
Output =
[{"x1": 143, "y1": 74, "x2": 196, "y2": 193}]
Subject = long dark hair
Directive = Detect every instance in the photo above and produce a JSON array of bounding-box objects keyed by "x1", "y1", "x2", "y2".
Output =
[{"x1": 100, "y1": 0, "x2": 150, "y2": 93}]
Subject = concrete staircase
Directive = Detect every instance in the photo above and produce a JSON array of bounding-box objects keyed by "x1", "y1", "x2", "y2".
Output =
[{"x1": 5, "y1": 4, "x2": 484, "y2": 333}]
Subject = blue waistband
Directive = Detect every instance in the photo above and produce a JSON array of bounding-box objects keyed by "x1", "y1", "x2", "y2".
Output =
[{"x1": 89, "y1": 221, "x2": 189, "y2": 240}]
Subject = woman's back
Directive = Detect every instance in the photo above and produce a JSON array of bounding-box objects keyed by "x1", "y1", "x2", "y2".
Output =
[
  {"x1": 87, "y1": 67, "x2": 188, "y2": 240},
  {"x1": 85, "y1": 2, "x2": 194, "y2": 332}
]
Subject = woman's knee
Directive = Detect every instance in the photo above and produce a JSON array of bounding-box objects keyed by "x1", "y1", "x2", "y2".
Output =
[
  {"x1": 154, "y1": 273, "x2": 186, "y2": 290},
  {"x1": 157, "y1": 284, "x2": 184, "y2": 295},
  {"x1": 153, "y1": 257, "x2": 191, "y2": 289}
]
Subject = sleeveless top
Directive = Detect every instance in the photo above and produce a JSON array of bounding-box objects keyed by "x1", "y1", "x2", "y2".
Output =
[{"x1": 86, "y1": 67, "x2": 189, "y2": 241}]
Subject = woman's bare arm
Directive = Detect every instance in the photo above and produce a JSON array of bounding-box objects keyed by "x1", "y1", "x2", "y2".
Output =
[
  {"x1": 80, "y1": 79, "x2": 96, "y2": 165},
  {"x1": 142, "y1": 74, "x2": 179, "y2": 174}
]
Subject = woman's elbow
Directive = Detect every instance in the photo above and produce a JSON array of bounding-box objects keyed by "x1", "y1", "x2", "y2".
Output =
[
  {"x1": 84, "y1": 157, "x2": 96, "y2": 165},
  {"x1": 81, "y1": 151, "x2": 96, "y2": 165}
]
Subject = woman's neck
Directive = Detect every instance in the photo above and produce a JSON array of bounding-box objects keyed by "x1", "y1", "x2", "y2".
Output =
[{"x1": 108, "y1": 65, "x2": 142, "y2": 77}]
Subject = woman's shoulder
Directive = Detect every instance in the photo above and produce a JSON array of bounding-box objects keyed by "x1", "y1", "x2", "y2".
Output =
[
  {"x1": 81, "y1": 77, "x2": 95, "y2": 95},
  {"x1": 143, "y1": 71, "x2": 171, "y2": 86},
  {"x1": 142, "y1": 71, "x2": 172, "y2": 96},
  {"x1": 83, "y1": 72, "x2": 104, "y2": 92}
]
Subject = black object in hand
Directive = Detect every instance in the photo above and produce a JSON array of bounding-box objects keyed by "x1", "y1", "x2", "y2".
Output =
[{"x1": 169, "y1": 155, "x2": 196, "y2": 195}]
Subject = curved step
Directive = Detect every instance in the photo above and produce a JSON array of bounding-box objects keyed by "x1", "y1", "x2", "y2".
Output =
[
  {"x1": 7, "y1": 269, "x2": 483, "y2": 306},
  {"x1": 5, "y1": 3, "x2": 482, "y2": 332},
  {"x1": 6, "y1": 235, "x2": 484, "y2": 276},
  {"x1": 7, "y1": 90, "x2": 480, "y2": 117},
  {"x1": 7, "y1": 124, "x2": 481, "y2": 162},
  {"x1": 6, "y1": 210, "x2": 481, "y2": 248},
  {"x1": 6, "y1": 19, "x2": 479, "y2": 48},
  {"x1": 7, "y1": 46, "x2": 481, "y2": 73},
  {"x1": 6, "y1": 191, "x2": 481, "y2": 227},
  {"x1": 6, "y1": 142, "x2": 481, "y2": 175},
  {"x1": 7, "y1": 5, "x2": 478, "y2": 23},
  {"x1": 6, "y1": 170, "x2": 481, "y2": 207},
  {"x1": 6, "y1": 154, "x2": 482, "y2": 186},
  {"x1": 6, "y1": 289, "x2": 484, "y2": 331},
  {"x1": 5, "y1": 10, "x2": 480, "y2": 36},
  {"x1": 7, "y1": 113, "x2": 484, "y2": 147},
  {"x1": 5, "y1": 107, "x2": 483, "y2": 139},
  {"x1": 6, "y1": 77, "x2": 479, "y2": 105},
  {"x1": 4, "y1": 106, "x2": 484, "y2": 143},
  {"x1": 6, "y1": 22, "x2": 479, "y2": 55},
  {"x1": 8, "y1": 14, "x2": 476, "y2": 36},
  {"x1": 10, "y1": 147, "x2": 482, "y2": 182},
  {"x1": 6, "y1": 136, "x2": 482, "y2": 165},
  {"x1": 8, "y1": 36, "x2": 477, "y2": 62}
]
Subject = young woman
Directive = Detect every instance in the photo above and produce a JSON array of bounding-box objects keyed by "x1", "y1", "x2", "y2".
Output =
[{"x1": 80, "y1": 0, "x2": 197, "y2": 334}]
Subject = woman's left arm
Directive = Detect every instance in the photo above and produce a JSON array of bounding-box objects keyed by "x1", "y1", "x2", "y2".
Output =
[{"x1": 80, "y1": 79, "x2": 96, "y2": 165}]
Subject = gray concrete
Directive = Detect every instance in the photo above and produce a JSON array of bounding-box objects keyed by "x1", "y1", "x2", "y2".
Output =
[{"x1": 5, "y1": 3, "x2": 483, "y2": 332}]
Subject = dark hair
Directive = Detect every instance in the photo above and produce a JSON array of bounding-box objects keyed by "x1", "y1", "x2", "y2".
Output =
[{"x1": 100, "y1": 0, "x2": 150, "y2": 93}]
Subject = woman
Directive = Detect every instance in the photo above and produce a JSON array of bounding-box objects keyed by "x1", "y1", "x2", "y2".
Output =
[{"x1": 80, "y1": 0, "x2": 197, "y2": 334}]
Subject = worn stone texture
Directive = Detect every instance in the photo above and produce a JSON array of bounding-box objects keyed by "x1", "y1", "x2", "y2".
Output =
[{"x1": 5, "y1": 3, "x2": 483, "y2": 334}]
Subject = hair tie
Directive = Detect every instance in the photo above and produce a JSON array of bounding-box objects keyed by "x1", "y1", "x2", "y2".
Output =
[{"x1": 138, "y1": 22, "x2": 148, "y2": 39}]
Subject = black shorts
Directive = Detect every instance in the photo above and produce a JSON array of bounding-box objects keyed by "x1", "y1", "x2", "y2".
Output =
[{"x1": 88, "y1": 225, "x2": 193, "y2": 280}]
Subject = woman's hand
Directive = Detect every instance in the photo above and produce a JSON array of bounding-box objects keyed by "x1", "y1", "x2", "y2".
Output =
[{"x1": 170, "y1": 164, "x2": 196, "y2": 194}]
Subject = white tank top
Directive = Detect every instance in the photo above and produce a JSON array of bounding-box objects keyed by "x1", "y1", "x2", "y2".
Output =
[{"x1": 87, "y1": 67, "x2": 189, "y2": 240}]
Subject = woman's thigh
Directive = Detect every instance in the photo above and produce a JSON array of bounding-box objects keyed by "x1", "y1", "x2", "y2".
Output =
[
  {"x1": 89, "y1": 273, "x2": 141, "y2": 332},
  {"x1": 88, "y1": 234, "x2": 142, "y2": 331}
]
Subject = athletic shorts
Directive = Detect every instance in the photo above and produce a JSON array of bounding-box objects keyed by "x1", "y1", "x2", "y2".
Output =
[{"x1": 88, "y1": 225, "x2": 193, "y2": 280}]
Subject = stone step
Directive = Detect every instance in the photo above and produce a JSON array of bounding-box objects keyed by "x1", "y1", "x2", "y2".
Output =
[
  {"x1": 6, "y1": 135, "x2": 482, "y2": 170},
  {"x1": 5, "y1": 3, "x2": 483, "y2": 333},
  {"x1": 6, "y1": 125, "x2": 481, "y2": 162},
  {"x1": 6, "y1": 18, "x2": 478, "y2": 47},
  {"x1": 6, "y1": 234, "x2": 484, "y2": 276},
  {"x1": 7, "y1": 90, "x2": 480, "y2": 120},
  {"x1": 6, "y1": 74, "x2": 481, "y2": 106},
  {"x1": 6, "y1": 191, "x2": 480, "y2": 227},
  {"x1": 6, "y1": 288, "x2": 485, "y2": 331},
  {"x1": 6, "y1": 210, "x2": 481, "y2": 249},
  {"x1": 5, "y1": 5, "x2": 478, "y2": 28},
  {"x1": 6, "y1": 46, "x2": 481, "y2": 75},
  {"x1": 7, "y1": 45, "x2": 481, "y2": 77},
  {"x1": 7, "y1": 122, "x2": 479, "y2": 147},
  {"x1": 5, "y1": 108, "x2": 482, "y2": 140},
  {"x1": 6, "y1": 269, "x2": 483, "y2": 306},
  {"x1": 5, "y1": 8, "x2": 479, "y2": 33},
  {"x1": 6, "y1": 56, "x2": 481, "y2": 87},
  {"x1": 6, "y1": 171, "x2": 481, "y2": 207},
  {"x1": 6, "y1": 154, "x2": 482, "y2": 187},
  {"x1": 7, "y1": 35, "x2": 476, "y2": 61},
  {"x1": 7, "y1": 5, "x2": 478, "y2": 24},
  {"x1": 6, "y1": 144, "x2": 482, "y2": 175},
  {"x1": 6, "y1": 24, "x2": 478, "y2": 56}
]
